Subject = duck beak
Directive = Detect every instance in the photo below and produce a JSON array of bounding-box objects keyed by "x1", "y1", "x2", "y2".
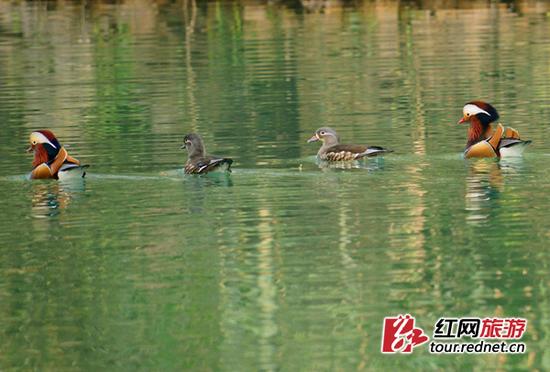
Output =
[
  {"x1": 458, "y1": 116, "x2": 467, "y2": 124},
  {"x1": 307, "y1": 134, "x2": 320, "y2": 143},
  {"x1": 26, "y1": 146, "x2": 33, "y2": 153}
]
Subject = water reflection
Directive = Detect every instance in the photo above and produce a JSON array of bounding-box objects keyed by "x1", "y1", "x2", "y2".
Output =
[
  {"x1": 316, "y1": 157, "x2": 386, "y2": 171},
  {"x1": 30, "y1": 179, "x2": 86, "y2": 219},
  {"x1": 184, "y1": 172, "x2": 234, "y2": 188},
  {"x1": 465, "y1": 160, "x2": 503, "y2": 224},
  {"x1": 255, "y1": 208, "x2": 278, "y2": 370},
  {"x1": 499, "y1": 157, "x2": 527, "y2": 176},
  {"x1": 465, "y1": 158, "x2": 528, "y2": 224}
]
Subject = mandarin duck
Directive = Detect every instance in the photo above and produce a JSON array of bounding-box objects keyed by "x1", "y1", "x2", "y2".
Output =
[
  {"x1": 458, "y1": 101, "x2": 531, "y2": 158},
  {"x1": 182, "y1": 133, "x2": 233, "y2": 174},
  {"x1": 28, "y1": 130, "x2": 88, "y2": 179},
  {"x1": 307, "y1": 127, "x2": 392, "y2": 161}
]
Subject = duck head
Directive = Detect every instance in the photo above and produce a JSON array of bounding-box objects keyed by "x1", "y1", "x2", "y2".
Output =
[
  {"x1": 458, "y1": 101, "x2": 499, "y2": 126},
  {"x1": 181, "y1": 133, "x2": 206, "y2": 158},
  {"x1": 307, "y1": 127, "x2": 340, "y2": 146},
  {"x1": 458, "y1": 101, "x2": 499, "y2": 147},
  {"x1": 28, "y1": 130, "x2": 61, "y2": 167}
]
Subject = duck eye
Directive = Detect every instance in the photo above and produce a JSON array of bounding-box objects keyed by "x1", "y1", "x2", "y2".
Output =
[
  {"x1": 466, "y1": 113, "x2": 470, "y2": 117},
  {"x1": 320, "y1": 131, "x2": 326, "y2": 135},
  {"x1": 32, "y1": 141, "x2": 36, "y2": 145}
]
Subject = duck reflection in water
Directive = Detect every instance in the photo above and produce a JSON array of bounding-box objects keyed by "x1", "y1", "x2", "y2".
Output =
[
  {"x1": 465, "y1": 159, "x2": 524, "y2": 225},
  {"x1": 182, "y1": 172, "x2": 233, "y2": 215},
  {"x1": 184, "y1": 171, "x2": 234, "y2": 187},
  {"x1": 31, "y1": 178, "x2": 86, "y2": 219},
  {"x1": 315, "y1": 157, "x2": 386, "y2": 172}
]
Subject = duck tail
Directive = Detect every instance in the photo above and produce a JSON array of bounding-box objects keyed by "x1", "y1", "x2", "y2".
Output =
[
  {"x1": 58, "y1": 164, "x2": 89, "y2": 179},
  {"x1": 197, "y1": 158, "x2": 233, "y2": 173},
  {"x1": 357, "y1": 146, "x2": 393, "y2": 159},
  {"x1": 224, "y1": 158, "x2": 233, "y2": 173},
  {"x1": 500, "y1": 140, "x2": 531, "y2": 158}
]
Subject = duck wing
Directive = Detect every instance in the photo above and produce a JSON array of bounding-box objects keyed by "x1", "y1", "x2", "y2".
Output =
[
  {"x1": 498, "y1": 139, "x2": 532, "y2": 157},
  {"x1": 58, "y1": 163, "x2": 89, "y2": 179},
  {"x1": 185, "y1": 156, "x2": 233, "y2": 174},
  {"x1": 321, "y1": 144, "x2": 392, "y2": 161},
  {"x1": 499, "y1": 138, "x2": 531, "y2": 148}
]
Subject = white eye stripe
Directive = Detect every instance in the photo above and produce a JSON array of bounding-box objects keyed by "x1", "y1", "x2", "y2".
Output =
[
  {"x1": 463, "y1": 104, "x2": 490, "y2": 117},
  {"x1": 30, "y1": 132, "x2": 57, "y2": 149}
]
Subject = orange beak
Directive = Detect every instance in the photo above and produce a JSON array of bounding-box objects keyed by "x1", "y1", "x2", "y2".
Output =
[
  {"x1": 458, "y1": 116, "x2": 467, "y2": 125},
  {"x1": 307, "y1": 134, "x2": 320, "y2": 143}
]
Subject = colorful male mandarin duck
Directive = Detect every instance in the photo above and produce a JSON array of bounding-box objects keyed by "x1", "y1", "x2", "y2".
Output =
[
  {"x1": 307, "y1": 127, "x2": 392, "y2": 161},
  {"x1": 458, "y1": 101, "x2": 531, "y2": 158},
  {"x1": 28, "y1": 130, "x2": 88, "y2": 179},
  {"x1": 182, "y1": 133, "x2": 233, "y2": 174}
]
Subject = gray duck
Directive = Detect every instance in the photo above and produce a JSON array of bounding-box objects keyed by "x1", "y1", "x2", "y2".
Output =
[{"x1": 182, "y1": 133, "x2": 233, "y2": 174}]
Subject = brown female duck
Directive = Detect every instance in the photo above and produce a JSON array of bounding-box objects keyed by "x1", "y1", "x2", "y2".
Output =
[
  {"x1": 182, "y1": 133, "x2": 233, "y2": 174},
  {"x1": 307, "y1": 127, "x2": 391, "y2": 161}
]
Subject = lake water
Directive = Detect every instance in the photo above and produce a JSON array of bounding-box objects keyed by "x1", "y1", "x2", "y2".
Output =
[{"x1": 1, "y1": 0, "x2": 550, "y2": 370}]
